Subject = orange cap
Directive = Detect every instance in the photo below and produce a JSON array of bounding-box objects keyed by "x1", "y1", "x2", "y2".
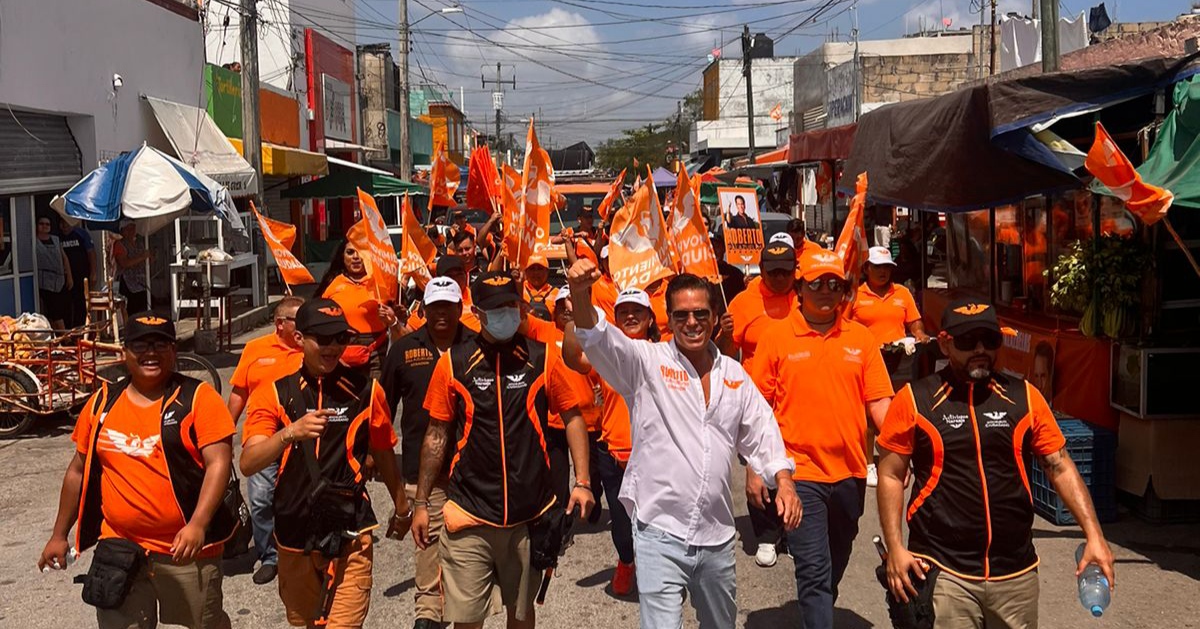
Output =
[
  {"x1": 799, "y1": 248, "x2": 846, "y2": 282},
  {"x1": 525, "y1": 255, "x2": 549, "y2": 269}
]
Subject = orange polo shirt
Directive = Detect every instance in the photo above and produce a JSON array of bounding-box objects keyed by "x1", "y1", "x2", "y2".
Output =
[
  {"x1": 592, "y1": 275, "x2": 619, "y2": 321},
  {"x1": 750, "y1": 310, "x2": 894, "y2": 483},
  {"x1": 848, "y1": 282, "x2": 921, "y2": 345},
  {"x1": 596, "y1": 375, "x2": 632, "y2": 461},
  {"x1": 230, "y1": 333, "x2": 303, "y2": 396},
  {"x1": 545, "y1": 332, "x2": 602, "y2": 431},
  {"x1": 728, "y1": 280, "x2": 798, "y2": 369},
  {"x1": 322, "y1": 274, "x2": 385, "y2": 334}
]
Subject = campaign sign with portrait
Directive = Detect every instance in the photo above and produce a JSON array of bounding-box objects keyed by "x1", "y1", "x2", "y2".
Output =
[{"x1": 718, "y1": 187, "x2": 764, "y2": 265}]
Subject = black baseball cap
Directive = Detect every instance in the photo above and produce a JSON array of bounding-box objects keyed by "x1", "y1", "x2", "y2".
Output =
[
  {"x1": 471, "y1": 270, "x2": 521, "y2": 309},
  {"x1": 124, "y1": 312, "x2": 177, "y2": 343},
  {"x1": 941, "y1": 298, "x2": 1001, "y2": 337},
  {"x1": 435, "y1": 255, "x2": 465, "y2": 276},
  {"x1": 295, "y1": 298, "x2": 351, "y2": 336},
  {"x1": 452, "y1": 209, "x2": 466, "y2": 220},
  {"x1": 760, "y1": 242, "x2": 796, "y2": 273}
]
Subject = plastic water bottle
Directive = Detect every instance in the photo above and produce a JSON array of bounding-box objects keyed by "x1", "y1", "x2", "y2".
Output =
[{"x1": 1075, "y1": 543, "x2": 1111, "y2": 617}]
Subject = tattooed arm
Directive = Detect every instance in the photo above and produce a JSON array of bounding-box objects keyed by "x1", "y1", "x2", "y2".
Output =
[
  {"x1": 411, "y1": 420, "x2": 450, "y2": 550},
  {"x1": 1041, "y1": 447, "x2": 1115, "y2": 587}
]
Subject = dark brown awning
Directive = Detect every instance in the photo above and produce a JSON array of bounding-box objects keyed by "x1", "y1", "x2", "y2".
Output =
[{"x1": 787, "y1": 123, "x2": 857, "y2": 164}]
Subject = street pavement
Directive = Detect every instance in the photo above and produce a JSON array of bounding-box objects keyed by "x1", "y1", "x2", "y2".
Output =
[{"x1": 2, "y1": 322, "x2": 1198, "y2": 628}]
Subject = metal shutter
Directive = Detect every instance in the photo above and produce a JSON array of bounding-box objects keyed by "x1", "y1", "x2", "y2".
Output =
[{"x1": 0, "y1": 109, "x2": 83, "y2": 194}]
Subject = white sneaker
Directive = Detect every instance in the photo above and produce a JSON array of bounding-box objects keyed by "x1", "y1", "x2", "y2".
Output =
[
  {"x1": 867, "y1": 463, "x2": 879, "y2": 488},
  {"x1": 755, "y1": 543, "x2": 778, "y2": 567}
]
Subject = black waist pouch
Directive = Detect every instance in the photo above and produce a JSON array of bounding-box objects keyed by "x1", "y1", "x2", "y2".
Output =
[
  {"x1": 80, "y1": 538, "x2": 144, "y2": 609},
  {"x1": 306, "y1": 480, "x2": 362, "y2": 557},
  {"x1": 875, "y1": 562, "x2": 939, "y2": 629},
  {"x1": 528, "y1": 508, "x2": 575, "y2": 571}
]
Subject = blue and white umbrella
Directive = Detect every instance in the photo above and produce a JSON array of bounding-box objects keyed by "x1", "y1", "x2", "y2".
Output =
[{"x1": 50, "y1": 144, "x2": 245, "y2": 235}]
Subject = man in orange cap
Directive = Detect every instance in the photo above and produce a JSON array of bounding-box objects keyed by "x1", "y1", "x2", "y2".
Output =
[{"x1": 751, "y1": 247, "x2": 894, "y2": 629}]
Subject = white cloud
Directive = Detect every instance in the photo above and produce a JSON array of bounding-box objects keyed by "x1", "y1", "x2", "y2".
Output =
[{"x1": 443, "y1": 8, "x2": 605, "y2": 81}]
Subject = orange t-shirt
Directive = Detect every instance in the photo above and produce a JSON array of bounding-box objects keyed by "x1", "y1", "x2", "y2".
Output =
[
  {"x1": 750, "y1": 311, "x2": 894, "y2": 483},
  {"x1": 592, "y1": 276, "x2": 619, "y2": 321},
  {"x1": 72, "y1": 384, "x2": 234, "y2": 555},
  {"x1": 728, "y1": 281, "x2": 798, "y2": 369},
  {"x1": 230, "y1": 333, "x2": 303, "y2": 396},
  {"x1": 648, "y1": 283, "x2": 669, "y2": 331},
  {"x1": 596, "y1": 375, "x2": 632, "y2": 460},
  {"x1": 546, "y1": 334, "x2": 602, "y2": 431},
  {"x1": 849, "y1": 283, "x2": 921, "y2": 345},
  {"x1": 521, "y1": 315, "x2": 559, "y2": 345},
  {"x1": 323, "y1": 274, "x2": 385, "y2": 334}
]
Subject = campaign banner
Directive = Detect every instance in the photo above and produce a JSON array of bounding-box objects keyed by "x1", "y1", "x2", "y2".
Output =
[
  {"x1": 718, "y1": 186, "x2": 764, "y2": 265},
  {"x1": 668, "y1": 170, "x2": 719, "y2": 282},
  {"x1": 428, "y1": 140, "x2": 460, "y2": 211},
  {"x1": 399, "y1": 194, "x2": 437, "y2": 289},
  {"x1": 249, "y1": 202, "x2": 314, "y2": 289},
  {"x1": 608, "y1": 175, "x2": 674, "y2": 291},
  {"x1": 351, "y1": 188, "x2": 400, "y2": 302}
]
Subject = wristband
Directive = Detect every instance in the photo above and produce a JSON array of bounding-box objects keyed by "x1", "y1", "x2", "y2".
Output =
[
  {"x1": 412, "y1": 499, "x2": 430, "y2": 509},
  {"x1": 573, "y1": 481, "x2": 592, "y2": 492},
  {"x1": 393, "y1": 507, "x2": 413, "y2": 520}
]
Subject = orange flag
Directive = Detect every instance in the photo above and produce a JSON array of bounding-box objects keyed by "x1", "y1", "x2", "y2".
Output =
[
  {"x1": 595, "y1": 168, "x2": 626, "y2": 221},
  {"x1": 428, "y1": 140, "x2": 460, "y2": 211},
  {"x1": 500, "y1": 163, "x2": 524, "y2": 263},
  {"x1": 834, "y1": 172, "x2": 870, "y2": 280},
  {"x1": 349, "y1": 188, "x2": 400, "y2": 302},
  {"x1": 399, "y1": 195, "x2": 437, "y2": 289},
  {"x1": 250, "y1": 202, "x2": 314, "y2": 289},
  {"x1": 667, "y1": 171, "x2": 720, "y2": 282},
  {"x1": 466, "y1": 146, "x2": 501, "y2": 213},
  {"x1": 517, "y1": 120, "x2": 554, "y2": 265},
  {"x1": 1085, "y1": 121, "x2": 1172, "y2": 225},
  {"x1": 608, "y1": 169, "x2": 675, "y2": 291}
]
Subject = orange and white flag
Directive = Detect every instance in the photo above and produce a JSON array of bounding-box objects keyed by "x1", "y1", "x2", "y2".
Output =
[
  {"x1": 250, "y1": 202, "x2": 314, "y2": 289},
  {"x1": 399, "y1": 194, "x2": 437, "y2": 289},
  {"x1": 348, "y1": 188, "x2": 400, "y2": 302},
  {"x1": 834, "y1": 172, "x2": 870, "y2": 279},
  {"x1": 428, "y1": 140, "x2": 460, "y2": 211},
  {"x1": 668, "y1": 170, "x2": 719, "y2": 282},
  {"x1": 1085, "y1": 121, "x2": 1172, "y2": 225},
  {"x1": 500, "y1": 163, "x2": 525, "y2": 263},
  {"x1": 516, "y1": 120, "x2": 554, "y2": 266},
  {"x1": 608, "y1": 169, "x2": 675, "y2": 291},
  {"x1": 595, "y1": 168, "x2": 626, "y2": 221}
]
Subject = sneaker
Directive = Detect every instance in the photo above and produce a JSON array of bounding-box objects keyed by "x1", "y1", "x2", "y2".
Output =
[
  {"x1": 252, "y1": 563, "x2": 277, "y2": 585},
  {"x1": 755, "y1": 543, "x2": 778, "y2": 568},
  {"x1": 612, "y1": 560, "x2": 636, "y2": 596},
  {"x1": 867, "y1": 463, "x2": 879, "y2": 488}
]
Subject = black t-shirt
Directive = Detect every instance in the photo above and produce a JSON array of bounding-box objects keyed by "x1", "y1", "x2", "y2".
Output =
[{"x1": 59, "y1": 228, "x2": 93, "y2": 283}]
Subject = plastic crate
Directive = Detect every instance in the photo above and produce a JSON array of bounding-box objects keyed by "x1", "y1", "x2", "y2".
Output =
[{"x1": 1027, "y1": 418, "x2": 1118, "y2": 526}]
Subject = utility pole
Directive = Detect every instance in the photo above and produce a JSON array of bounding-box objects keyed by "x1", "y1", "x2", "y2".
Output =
[
  {"x1": 741, "y1": 25, "x2": 756, "y2": 162},
  {"x1": 481, "y1": 63, "x2": 515, "y2": 163},
  {"x1": 240, "y1": 0, "x2": 266, "y2": 306},
  {"x1": 397, "y1": 0, "x2": 412, "y2": 179},
  {"x1": 989, "y1": 0, "x2": 998, "y2": 75},
  {"x1": 852, "y1": 3, "x2": 861, "y2": 120},
  {"x1": 1040, "y1": 0, "x2": 1060, "y2": 72}
]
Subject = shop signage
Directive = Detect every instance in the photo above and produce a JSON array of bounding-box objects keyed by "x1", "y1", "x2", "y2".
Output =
[
  {"x1": 322, "y1": 74, "x2": 353, "y2": 141},
  {"x1": 826, "y1": 60, "x2": 856, "y2": 128}
]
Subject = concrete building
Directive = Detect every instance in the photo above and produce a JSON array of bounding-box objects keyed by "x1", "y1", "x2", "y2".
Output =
[
  {"x1": 691, "y1": 54, "x2": 799, "y2": 163},
  {"x1": 0, "y1": 0, "x2": 210, "y2": 316},
  {"x1": 793, "y1": 33, "x2": 975, "y2": 132}
]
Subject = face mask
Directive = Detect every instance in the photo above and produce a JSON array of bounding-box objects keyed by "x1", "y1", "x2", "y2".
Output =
[{"x1": 483, "y1": 307, "x2": 521, "y2": 341}]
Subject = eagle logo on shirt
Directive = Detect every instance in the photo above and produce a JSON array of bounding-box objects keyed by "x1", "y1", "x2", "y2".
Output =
[
  {"x1": 723, "y1": 378, "x2": 744, "y2": 390},
  {"x1": 106, "y1": 429, "x2": 160, "y2": 458}
]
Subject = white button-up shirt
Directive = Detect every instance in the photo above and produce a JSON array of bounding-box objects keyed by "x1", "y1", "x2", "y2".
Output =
[{"x1": 575, "y1": 307, "x2": 794, "y2": 546}]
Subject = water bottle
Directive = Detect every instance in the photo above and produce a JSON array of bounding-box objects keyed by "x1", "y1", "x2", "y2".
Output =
[{"x1": 1075, "y1": 543, "x2": 1111, "y2": 617}]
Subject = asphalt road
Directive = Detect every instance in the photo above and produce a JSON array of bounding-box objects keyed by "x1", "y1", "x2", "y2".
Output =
[{"x1": 2, "y1": 324, "x2": 1198, "y2": 628}]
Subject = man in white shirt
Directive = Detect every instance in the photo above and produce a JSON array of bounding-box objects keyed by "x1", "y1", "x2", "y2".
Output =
[{"x1": 567, "y1": 261, "x2": 801, "y2": 629}]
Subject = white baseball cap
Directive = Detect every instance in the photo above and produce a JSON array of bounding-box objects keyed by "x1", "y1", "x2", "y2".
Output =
[
  {"x1": 867, "y1": 246, "x2": 896, "y2": 267},
  {"x1": 768, "y1": 232, "x2": 795, "y2": 247},
  {"x1": 600, "y1": 245, "x2": 610, "y2": 259},
  {"x1": 555, "y1": 284, "x2": 571, "y2": 302},
  {"x1": 424, "y1": 276, "x2": 463, "y2": 305},
  {"x1": 615, "y1": 287, "x2": 651, "y2": 309}
]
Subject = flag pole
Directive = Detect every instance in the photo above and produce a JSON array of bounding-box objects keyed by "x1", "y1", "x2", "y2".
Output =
[{"x1": 1162, "y1": 216, "x2": 1200, "y2": 280}]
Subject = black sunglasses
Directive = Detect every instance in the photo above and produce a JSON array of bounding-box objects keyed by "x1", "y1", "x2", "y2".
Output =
[
  {"x1": 309, "y1": 331, "x2": 355, "y2": 346},
  {"x1": 125, "y1": 339, "x2": 175, "y2": 354},
  {"x1": 952, "y1": 331, "x2": 1003, "y2": 351},
  {"x1": 670, "y1": 309, "x2": 712, "y2": 324},
  {"x1": 804, "y1": 278, "x2": 848, "y2": 293}
]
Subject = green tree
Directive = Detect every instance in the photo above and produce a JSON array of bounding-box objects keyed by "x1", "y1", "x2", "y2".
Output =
[{"x1": 596, "y1": 89, "x2": 703, "y2": 179}]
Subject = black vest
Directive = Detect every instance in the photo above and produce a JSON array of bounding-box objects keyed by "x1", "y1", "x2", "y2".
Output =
[
  {"x1": 904, "y1": 369, "x2": 1041, "y2": 580},
  {"x1": 77, "y1": 375, "x2": 237, "y2": 553},
  {"x1": 270, "y1": 366, "x2": 380, "y2": 550},
  {"x1": 443, "y1": 335, "x2": 554, "y2": 526}
]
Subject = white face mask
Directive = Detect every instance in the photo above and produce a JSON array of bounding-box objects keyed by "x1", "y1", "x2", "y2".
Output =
[{"x1": 483, "y1": 307, "x2": 521, "y2": 341}]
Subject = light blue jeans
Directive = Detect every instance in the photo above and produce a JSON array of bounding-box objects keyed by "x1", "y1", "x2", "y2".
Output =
[
  {"x1": 632, "y1": 518, "x2": 736, "y2": 629},
  {"x1": 246, "y1": 462, "x2": 278, "y2": 566}
]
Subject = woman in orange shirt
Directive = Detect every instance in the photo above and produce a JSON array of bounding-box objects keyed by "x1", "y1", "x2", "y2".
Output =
[
  {"x1": 314, "y1": 240, "x2": 399, "y2": 377},
  {"x1": 848, "y1": 246, "x2": 929, "y2": 487}
]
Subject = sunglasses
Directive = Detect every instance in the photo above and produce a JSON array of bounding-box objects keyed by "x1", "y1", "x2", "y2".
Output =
[
  {"x1": 952, "y1": 331, "x2": 1003, "y2": 351},
  {"x1": 126, "y1": 340, "x2": 175, "y2": 354},
  {"x1": 309, "y1": 331, "x2": 355, "y2": 346},
  {"x1": 670, "y1": 309, "x2": 712, "y2": 324},
  {"x1": 804, "y1": 278, "x2": 848, "y2": 293}
]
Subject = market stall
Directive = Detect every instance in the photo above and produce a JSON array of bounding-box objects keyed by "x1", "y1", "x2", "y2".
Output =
[{"x1": 839, "y1": 55, "x2": 1200, "y2": 520}]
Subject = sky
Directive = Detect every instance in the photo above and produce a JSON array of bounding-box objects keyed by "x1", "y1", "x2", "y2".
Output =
[{"x1": 316, "y1": 0, "x2": 1188, "y2": 147}]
